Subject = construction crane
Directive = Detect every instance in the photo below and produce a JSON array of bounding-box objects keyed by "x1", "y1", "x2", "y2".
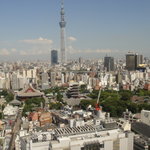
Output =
[{"x1": 95, "y1": 88, "x2": 102, "y2": 111}]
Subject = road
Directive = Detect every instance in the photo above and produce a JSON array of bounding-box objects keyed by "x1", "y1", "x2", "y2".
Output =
[{"x1": 8, "y1": 110, "x2": 22, "y2": 150}]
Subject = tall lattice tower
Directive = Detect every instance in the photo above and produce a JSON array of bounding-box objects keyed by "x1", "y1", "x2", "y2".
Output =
[{"x1": 59, "y1": 0, "x2": 66, "y2": 64}]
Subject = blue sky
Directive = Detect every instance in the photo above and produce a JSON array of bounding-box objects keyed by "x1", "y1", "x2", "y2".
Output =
[{"x1": 0, "y1": 0, "x2": 150, "y2": 60}]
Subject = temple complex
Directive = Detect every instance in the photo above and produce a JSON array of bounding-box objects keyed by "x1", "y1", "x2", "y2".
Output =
[{"x1": 17, "y1": 84, "x2": 44, "y2": 100}]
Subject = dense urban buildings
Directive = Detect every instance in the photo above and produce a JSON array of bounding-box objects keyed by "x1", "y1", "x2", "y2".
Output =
[{"x1": 0, "y1": 55, "x2": 149, "y2": 150}]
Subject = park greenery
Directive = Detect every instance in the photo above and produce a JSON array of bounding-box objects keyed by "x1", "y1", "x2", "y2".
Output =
[
  {"x1": 43, "y1": 87, "x2": 66, "y2": 95},
  {"x1": 0, "y1": 90, "x2": 14, "y2": 119},
  {"x1": 80, "y1": 89, "x2": 150, "y2": 117},
  {"x1": 0, "y1": 90, "x2": 14, "y2": 103},
  {"x1": 0, "y1": 112, "x2": 2, "y2": 119},
  {"x1": 43, "y1": 87, "x2": 64, "y2": 101},
  {"x1": 22, "y1": 97, "x2": 45, "y2": 116},
  {"x1": 22, "y1": 85, "x2": 150, "y2": 117},
  {"x1": 49, "y1": 102, "x2": 63, "y2": 110},
  {"x1": 43, "y1": 87, "x2": 66, "y2": 109},
  {"x1": 80, "y1": 84, "x2": 89, "y2": 93}
]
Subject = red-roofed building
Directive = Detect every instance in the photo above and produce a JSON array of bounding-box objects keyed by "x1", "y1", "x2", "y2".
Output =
[
  {"x1": 28, "y1": 112, "x2": 39, "y2": 121},
  {"x1": 28, "y1": 111, "x2": 52, "y2": 127},
  {"x1": 17, "y1": 84, "x2": 44, "y2": 100},
  {"x1": 39, "y1": 112, "x2": 52, "y2": 127},
  {"x1": 144, "y1": 83, "x2": 150, "y2": 91}
]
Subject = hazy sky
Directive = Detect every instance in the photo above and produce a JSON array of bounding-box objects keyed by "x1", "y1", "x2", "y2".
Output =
[{"x1": 0, "y1": 0, "x2": 150, "y2": 61}]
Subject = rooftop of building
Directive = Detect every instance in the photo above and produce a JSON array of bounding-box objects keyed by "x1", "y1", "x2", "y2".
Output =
[
  {"x1": 54, "y1": 123, "x2": 118, "y2": 137},
  {"x1": 132, "y1": 122, "x2": 150, "y2": 138},
  {"x1": 17, "y1": 84, "x2": 44, "y2": 97},
  {"x1": 9, "y1": 99, "x2": 21, "y2": 106}
]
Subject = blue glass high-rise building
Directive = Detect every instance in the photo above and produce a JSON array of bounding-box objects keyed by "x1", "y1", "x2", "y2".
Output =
[
  {"x1": 51, "y1": 50, "x2": 58, "y2": 65},
  {"x1": 104, "y1": 56, "x2": 115, "y2": 71}
]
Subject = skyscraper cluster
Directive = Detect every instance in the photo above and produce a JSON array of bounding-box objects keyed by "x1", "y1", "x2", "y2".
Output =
[{"x1": 126, "y1": 52, "x2": 143, "y2": 71}]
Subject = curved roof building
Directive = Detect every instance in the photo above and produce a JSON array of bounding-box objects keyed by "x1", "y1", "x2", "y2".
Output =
[{"x1": 17, "y1": 84, "x2": 44, "y2": 100}]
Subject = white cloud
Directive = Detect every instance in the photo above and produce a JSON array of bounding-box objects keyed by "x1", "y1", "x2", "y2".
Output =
[
  {"x1": 19, "y1": 48, "x2": 50, "y2": 56},
  {"x1": 11, "y1": 48, "x2": 17, "y2": 53},
  {"x1": 19, "y1": 50, "x2": 28, "y2": 56},
  {"x1": 0, "y1": 47, "x2": 51, "y2": 57},
  {"x1": 18, "y1": 37, "x2": 53, "y2": 56},
  {"x1": 68, "y1": 36, "x2": 77, "y2": 42},
  {"x1": 69, "y1": 48, "x2": 120, "y2": 54},
  {"x1": 0, "y1": 48, "x2": 10, "y2": 56},
  {"x1": 21, "y1": 37, "x2": 53, "y2": 44}
]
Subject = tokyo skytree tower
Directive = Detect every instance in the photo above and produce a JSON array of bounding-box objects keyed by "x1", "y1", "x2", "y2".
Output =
[{"x1": 59, "y1": 0, "x2": 66, "y2": 64}]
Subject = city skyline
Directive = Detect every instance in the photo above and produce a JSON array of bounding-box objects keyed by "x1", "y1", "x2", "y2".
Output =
[{"x1": 0, "y1": 0, "x2": 150, "y2": 61}]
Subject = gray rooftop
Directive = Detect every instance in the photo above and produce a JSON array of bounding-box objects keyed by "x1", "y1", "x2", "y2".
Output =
[{"x1": 54, "y1": 124, "x2": 104, "y2": 137}]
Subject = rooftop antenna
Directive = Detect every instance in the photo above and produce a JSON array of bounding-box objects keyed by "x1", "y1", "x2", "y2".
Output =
[{"x1": 61, "y1": 0, "x2": 64, "y2": 8}]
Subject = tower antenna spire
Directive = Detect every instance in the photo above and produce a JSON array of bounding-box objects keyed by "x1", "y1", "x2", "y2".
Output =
[{"x1": 61, "y1": 0, "x2": 64, "y2": 8}]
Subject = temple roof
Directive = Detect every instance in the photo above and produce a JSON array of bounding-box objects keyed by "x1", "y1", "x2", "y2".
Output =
[
  {"x1": 17, "y1": 84, "x2": 44, "y2": 97},
  {"x1": 9, "y1": 99, "x2": 21, "y2": 106}
]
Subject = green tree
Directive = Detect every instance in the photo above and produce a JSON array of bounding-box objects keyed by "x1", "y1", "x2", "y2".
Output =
[
  {"x1": 5, "y1": 93, "x2": 14, "y2": 102},
  {"x1": 119, "y1": 90, "x2": 132, "y2": 101},
  {"x1": 80, "y1": 84, "x2": 89, "y2": 93},
  {"x1": 80, "y1": 99, "x2": 97, "y2": 110},
  {"x1": 22, "y1": 97, "x2": 45, "y2": 116},
  {"x1": 49, "y1": 102, "x2": 62, "y2": 110},
  {"x1": 57, "y1": 92, "x2": 63, "y2": 102},
  {"x1": 0, "y1": 112, "x2": 3, "y2": 119}
]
